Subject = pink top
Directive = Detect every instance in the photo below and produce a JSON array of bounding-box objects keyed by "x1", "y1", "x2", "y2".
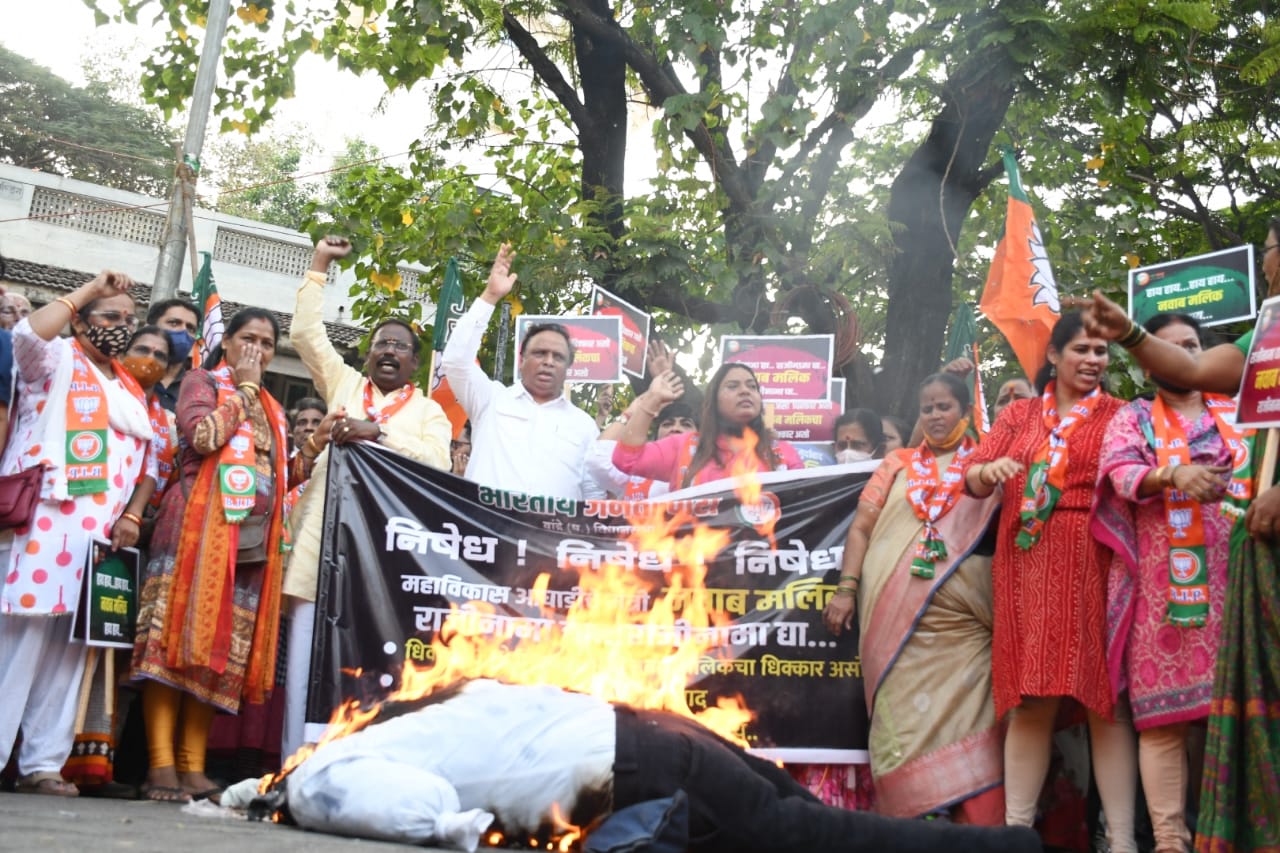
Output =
[{"x1": 612, "y1": 431, "x2": 803, "y2": 492}]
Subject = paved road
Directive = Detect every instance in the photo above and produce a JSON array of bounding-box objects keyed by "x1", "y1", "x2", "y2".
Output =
[{"x1": 0, "y1": 791, "x2": 454, "y2": 852}]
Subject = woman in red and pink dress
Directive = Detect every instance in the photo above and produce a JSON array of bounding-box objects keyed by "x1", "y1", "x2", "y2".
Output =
[{"x1": 964, "y1": 312, "x2": 1138, "y2": 850}]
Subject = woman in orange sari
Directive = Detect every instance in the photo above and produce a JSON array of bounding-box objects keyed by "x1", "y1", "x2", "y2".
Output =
[
  {"x1": 131, "y1": 309, "x2": 290, "y2": 802},
  {"x1": 823, "y1": 372, "x2": 1003, "y2": 822}
]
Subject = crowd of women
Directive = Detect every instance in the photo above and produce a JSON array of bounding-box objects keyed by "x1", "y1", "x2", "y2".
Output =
[{"x1": 1, "y1": 219, "x2": 1278, "y2": 853}]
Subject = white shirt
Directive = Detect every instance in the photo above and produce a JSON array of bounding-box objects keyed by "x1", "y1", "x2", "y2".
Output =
[
  {"x1": 586, "y1": 439, "x2": 671, "y2": 498},
  {"x1": 442, "y1": 299, "x2": 604, "y2": 499},
  {"x1": 287, "y1": 680, "x2": 617, "y2": 851}
]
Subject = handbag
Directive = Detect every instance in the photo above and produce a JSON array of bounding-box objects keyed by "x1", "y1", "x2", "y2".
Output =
[
  {"x1": 236, "y1": 514, "x2": 270, "y2": 565},
  {"x1": 0, "y1": 465, "x2": 45, "y2": 530}
]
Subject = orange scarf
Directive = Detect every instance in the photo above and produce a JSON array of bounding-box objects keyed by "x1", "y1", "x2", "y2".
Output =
[
  {"x1": 147, "y1": 395, "x2": 177, "y2": 509},
  {"x1": 65, "y1": 342, "x2": 144, "y2": 494},
  {"x1": 1017, "y1": 383, "x2": 1103, "y2": 549},
  {"x1": 362, "y1": 380, "x2": 414, "y2": 424},
  {"x1": 904, "y1": 424, "x2": 975, "y2": 578},
  {"x1": 163, "y1": 367, "x2": 289, "y2": 704}
]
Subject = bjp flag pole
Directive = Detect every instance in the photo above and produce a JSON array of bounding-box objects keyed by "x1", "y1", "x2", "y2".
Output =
[
  {"x1": 943, "y1": 303, "x2": 990, "y2": 436},
  {"x1": 191, "y1": 251, "x2": 223, "y2": 367},
  {"x1": 428, "y1": 258, "x2": 468, "y2": 439},
  {"x1": 978, "y1": 147, "x2": 1061, "y2": 380}
]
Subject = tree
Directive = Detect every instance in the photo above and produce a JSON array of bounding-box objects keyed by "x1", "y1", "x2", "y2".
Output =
[
  {"x1": 206, "y1": 124, "x2": 320, "y2": 228},
  {"x1": 0, "y1": 45, "x2": 175, "y2": 195},
  {"x1": 93, "y1": 0, "x2": 1280, "y2": 416}
]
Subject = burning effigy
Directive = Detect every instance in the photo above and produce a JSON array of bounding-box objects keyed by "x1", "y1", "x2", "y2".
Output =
[{"x1": 243, "y1": 441, "x2": 1037, "y2": 852}]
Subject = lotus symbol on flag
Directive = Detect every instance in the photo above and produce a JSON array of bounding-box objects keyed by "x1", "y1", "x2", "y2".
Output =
[
  {"x1": 73, "y1": 397, "x2": 100, "y2": 423},
  {"x1": 1169, "y1": 508, "x2": 1193, "y2": 538},
  {"x1": 737, "y1": 491, "x2": 780, "y2": 528},
  {"x1": 1026, "y1": 222, "x2": 1060, "y2": 313},
  {"x1": 229, "y1": 435, "x2": 251, "y2": 454},
  {"x1": 1170, "y1": 548, "x2": 1200, "y2": 582},
  {"x1": 223, "y1": 465, "x2": 253, "y2": 494},
  {"x1": 70, "y1": 432, "x2": 102, "y2": 461}
]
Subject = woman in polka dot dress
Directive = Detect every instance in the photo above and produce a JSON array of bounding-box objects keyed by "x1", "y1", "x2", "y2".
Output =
[{"x1": 0, "y1": 271, "x2": 153, "y2": 796}]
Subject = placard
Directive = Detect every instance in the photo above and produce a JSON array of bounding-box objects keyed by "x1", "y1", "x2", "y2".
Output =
[
  {"x1": 719, "y1": 335, "x2": 834, "y2": 401},
  {"x1": 71, "y1": 541, "x2": 139, "y2": 648},
  {"x1": 1235, "y1": 295, "x2": 1280, "y2": 428},
  {"x1": 1128, "y1": 245, "x2": 1256, "y2": 328},
  {"x1": 591, "y1": 287, "x2": 651, "y2": 379},
  {"x1": 515, "y1": 315, "x2": 624, "y2": 384}
]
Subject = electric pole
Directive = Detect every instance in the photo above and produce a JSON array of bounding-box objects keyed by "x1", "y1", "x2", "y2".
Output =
[{"x1": 152, "y1": 0, "x2": 232, "y2": 302}]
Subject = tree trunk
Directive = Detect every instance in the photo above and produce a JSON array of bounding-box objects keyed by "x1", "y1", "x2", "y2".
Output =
[
  {"x1": 573, "y1": 0, "x2": 628, "y2": 287},
  {"x1": 876, "y1": 49, "x2": 1021, "y2": 421}
]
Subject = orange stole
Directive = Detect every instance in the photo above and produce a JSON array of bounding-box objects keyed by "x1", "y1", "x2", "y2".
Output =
[{"x1": 163, "y1": 384, "x2": 289, "y2": 705}]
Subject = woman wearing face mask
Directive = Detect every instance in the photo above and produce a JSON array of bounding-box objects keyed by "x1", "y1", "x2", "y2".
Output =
[
  {"x1": 0, "y1": 272, "x2": 154, "y2": 797},
  {"x1": 62, "y1": 325, "x2": 177, "y2": 792},
  {"x1": 131, "y1": 309, "x2": 291, "y2": 803},
  {"x1": 822, "y1": 373, "x2": 1004, "y2": 822},
  {"x1": 611, "y1": 362, "x2": 804, "y2": 490},
  {"x1": 833, "y1": 409, "x2": 886, "y2": 464}
]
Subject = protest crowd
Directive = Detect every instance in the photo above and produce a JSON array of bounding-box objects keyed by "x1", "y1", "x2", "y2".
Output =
[{"x1": 0, "y1": 215, "x2": 1278, "y2": 853}]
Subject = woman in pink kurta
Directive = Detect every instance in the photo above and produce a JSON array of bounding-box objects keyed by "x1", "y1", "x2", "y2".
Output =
[
  {"x1": 611, "y1": 362, "x2": 803, "y2": 489},
  {"x1": 1092, "y1": 314, "x2": 1239, "y2": 853}
]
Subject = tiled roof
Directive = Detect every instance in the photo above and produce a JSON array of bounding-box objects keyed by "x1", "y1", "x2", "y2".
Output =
[{"x1": 0, "y1": 257, "x2": 365, "y2": 349}]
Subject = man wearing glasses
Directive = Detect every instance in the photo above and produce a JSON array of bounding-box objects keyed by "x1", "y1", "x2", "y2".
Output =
[
  {"x1": 442, "y1": 243, "x2": 604, "y2": 500},
  {"x1": 278, "y1": 235, "x2": 452, "y2": 759}
]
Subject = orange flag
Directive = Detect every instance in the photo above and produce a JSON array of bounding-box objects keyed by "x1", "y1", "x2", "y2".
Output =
[{"x1": 979, "y1": 147, "x2": 1061, "y2": 380}]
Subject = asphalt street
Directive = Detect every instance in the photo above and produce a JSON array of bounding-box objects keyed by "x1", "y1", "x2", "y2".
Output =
[{"x1": 0, "y1": 791, "x2": 455, "y2": 852}]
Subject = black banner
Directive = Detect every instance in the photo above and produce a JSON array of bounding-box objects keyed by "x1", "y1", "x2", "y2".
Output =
[{"x1": 309, "y1": 444, "x2": 871, "y2": 762}]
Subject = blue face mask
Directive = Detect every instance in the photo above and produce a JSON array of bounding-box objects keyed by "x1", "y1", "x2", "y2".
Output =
[{"x1": 165, "y1": 329, "x2": 195, "y2": 364}]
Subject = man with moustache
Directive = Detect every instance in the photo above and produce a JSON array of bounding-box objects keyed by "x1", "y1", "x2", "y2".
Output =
[
  {"x1": 442, "y1": 243, "x2": 604, "y2": 500},
  {"x1": 279, "y1": 235, "x2": 452, "y2": 758}
]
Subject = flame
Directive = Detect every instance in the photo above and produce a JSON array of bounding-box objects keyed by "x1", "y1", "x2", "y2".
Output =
[{"x1": 270, "y1": 448, "x2": 771, "y2": 837}]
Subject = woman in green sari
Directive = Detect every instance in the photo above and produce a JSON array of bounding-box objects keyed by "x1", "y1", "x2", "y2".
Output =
[{"x1": 823, "y1": 372, "x2": 1003, "y2": 823}]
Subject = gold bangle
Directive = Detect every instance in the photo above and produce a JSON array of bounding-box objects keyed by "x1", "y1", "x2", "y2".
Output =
[
  {"x1": 120, "y1": 511, "x2": 143, "y2": 526},
  {"x1": 56, "y1": 297, "x2": 79, "y2": 315},
  {"x1": 305, "y1": 433, "x2": 323, "y2": 456},
  {"x1": 833, "y1": 586, "x2": 857, "y2": 598},
  {"x1": 237, "y1": 382, "x2": 260, "y2": 395}
]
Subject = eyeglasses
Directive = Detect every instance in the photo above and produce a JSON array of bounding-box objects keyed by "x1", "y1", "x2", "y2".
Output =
[
  {"x1": 0, "y1": 308, "x2": 14, "y2": 316},
  {"x1": 834, "y1": 439, "x2": 872, "y2": 452},
  {"x1": 1264, "y1": 243, "x2": 1280, "y2": 256},
  {"x1": 370, "y1": 339, "x2": 413, "y2": 354},
  {"x1": 89, "y1": 310, "x2": 138, "y2": 330},
  {"x1": 128, "y1": 344, "x2": 170, "y2": 365}
]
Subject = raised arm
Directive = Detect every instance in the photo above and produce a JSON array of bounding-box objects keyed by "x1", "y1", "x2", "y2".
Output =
[
  {"x1": 442, "y1": 244, "x2": 518, "y2": 419},
  {"x1": 1081, "y1": 290, "x2": 1245, "y2": 395},
  {"x1": 295, "y1": 237, "x2": 356, "y2": 400}
]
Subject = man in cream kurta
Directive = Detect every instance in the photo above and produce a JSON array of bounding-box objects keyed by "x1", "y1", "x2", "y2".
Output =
[{"x1": 281, "y1": 236, "x2": 451, "y2": 757}]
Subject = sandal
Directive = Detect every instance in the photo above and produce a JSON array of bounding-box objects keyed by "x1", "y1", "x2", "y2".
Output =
[
  {"x1": 189, "y1": 787, "x2": 224, "y2": 804},
  {"x1": 16, "y1": 772, "x2": 79, "y2": 797},
  {"x1": 142, "y1": 784, "x2": 191, "y2": 803}
]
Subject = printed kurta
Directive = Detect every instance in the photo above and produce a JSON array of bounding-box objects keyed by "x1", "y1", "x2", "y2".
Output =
[
  {"x1": 1, "y1": 329, "x2": 149, "y2": 614},
  {"x1": 1092, "y1": 399, "x2": 1232, "y2": 729},
  {"x1": 970, "y1": 394, "x2": 1124, "y2": 719}
]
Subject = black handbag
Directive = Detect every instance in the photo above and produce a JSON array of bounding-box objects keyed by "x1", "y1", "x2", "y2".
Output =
[{"x1": 0, "y1": 465, "x2": 45, "y2": 530}]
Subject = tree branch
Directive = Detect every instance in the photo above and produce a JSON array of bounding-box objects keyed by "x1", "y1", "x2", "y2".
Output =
[{"x1": 502, "y1": 9, "x2": 592, "y2": 136}]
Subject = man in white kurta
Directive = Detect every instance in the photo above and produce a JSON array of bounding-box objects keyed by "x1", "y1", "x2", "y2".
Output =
[
  {"x1": 281, "y1": 236, "x2": 451, "y2": 757},
  {"x1": 442, "y1": 244, "x2": 603, "y2": 501}
]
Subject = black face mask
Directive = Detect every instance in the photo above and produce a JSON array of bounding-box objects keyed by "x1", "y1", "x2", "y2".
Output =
[
  {"x1": 83, "y1": 324, "x2": 133, "y2": 359},
  {"x1": 1151, "y1": 373, "x2": 1192, "y2": 396}
]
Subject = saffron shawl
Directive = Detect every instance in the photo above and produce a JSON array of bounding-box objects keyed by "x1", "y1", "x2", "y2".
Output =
[{"x1": 163, "y1": 376, "x2": 289, "y2": 704}]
